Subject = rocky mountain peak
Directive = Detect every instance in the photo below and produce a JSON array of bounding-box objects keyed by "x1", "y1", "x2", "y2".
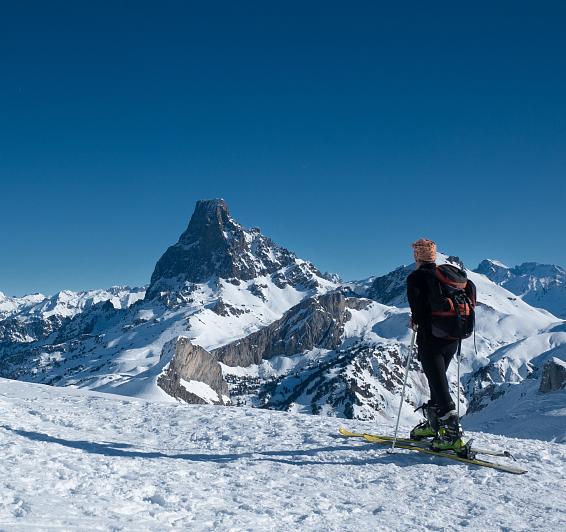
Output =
[
  {"x1": 178, "y1": 198, "x2": 235, "y2": 248},
  {"x1": 146, "y1": 199, "x2": 329, "y2": 299},
  {"x1": 475, "y1": 259, "x2": 512, "y2": 283},
  {"x1": 513, "y1": 262, "x2": 565, "y2": 278}
]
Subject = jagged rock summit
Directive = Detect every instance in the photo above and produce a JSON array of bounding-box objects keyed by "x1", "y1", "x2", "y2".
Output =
[
  {"x1": 147, "y1": 199, "x2": 328, "y2": 298},
  {"x1": 0, "y1": 199, "x2": 338, "y2": 405}
]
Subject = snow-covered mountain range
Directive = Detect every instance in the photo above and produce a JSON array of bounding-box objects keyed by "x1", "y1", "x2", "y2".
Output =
[
  {"x1": 0, "y1": 286, "x2": 146, "y2": 344},
  {"x1": 475, "y1": 259, "x2": 566, "y2": 318},
  {"x1": 1, "y1": 199, "x2": 565, "y2": 444}
]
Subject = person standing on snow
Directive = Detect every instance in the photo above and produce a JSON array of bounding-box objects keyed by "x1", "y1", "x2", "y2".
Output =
[{"x1": 406, "y1": 238, "x2": 476, "y2": 455}]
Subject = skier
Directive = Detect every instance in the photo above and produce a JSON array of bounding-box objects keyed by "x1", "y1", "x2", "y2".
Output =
[{"x1": 406, "y1": 238, "x2": 476, "y2": 454}]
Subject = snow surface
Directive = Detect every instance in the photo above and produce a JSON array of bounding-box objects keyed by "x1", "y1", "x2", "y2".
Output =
[
  {"x1": 464, "y1": 377, "x2": 566, "y2": 443},
  {"x1": 179, "y1": 378, "x2": 220, "y2": 404},
  {"x1": 0, "y1": 379, "x2": 564, "y2": 531},
  {"x1": 487, "y1": 259, "x2": 509, "y2": 269}
]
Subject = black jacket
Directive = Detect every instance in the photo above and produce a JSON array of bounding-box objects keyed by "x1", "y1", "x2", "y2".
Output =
[{"x1": 406, "y1": 262, "x2": 438, "y2": 344}]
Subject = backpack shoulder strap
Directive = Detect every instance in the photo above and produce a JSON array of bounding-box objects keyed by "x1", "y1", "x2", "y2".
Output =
[{"x1": 424, "y1": 267, "x2": 446, "y2": 308}]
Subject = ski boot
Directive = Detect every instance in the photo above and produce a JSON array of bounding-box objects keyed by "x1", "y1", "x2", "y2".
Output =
[
  {"x1": 431, "y1": 410, "x2": 473, "y2": 458},
  {"x1": 410, "y1": 402, "x2": 439, "y2": 440}
]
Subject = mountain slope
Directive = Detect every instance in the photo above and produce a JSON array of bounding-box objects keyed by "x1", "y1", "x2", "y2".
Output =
[
  {"x1": 0, "y1": 378, "x2": 563, "y2": 530},
  {"x1": 0, "y1": 286, "x2": 145, "y2": 345},
  {"x1": 475, "y1": 259, "x2": 566, "y2": 318}
]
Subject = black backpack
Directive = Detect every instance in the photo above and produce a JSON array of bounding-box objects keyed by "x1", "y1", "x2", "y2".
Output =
[{"x1": 427, "y1": 264, "x2": 476, "y2": 340}]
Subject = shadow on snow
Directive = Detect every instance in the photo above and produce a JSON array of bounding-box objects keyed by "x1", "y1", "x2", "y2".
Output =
[{"x1": 2, "y1": 425, "x2": 456, "y2": 469}]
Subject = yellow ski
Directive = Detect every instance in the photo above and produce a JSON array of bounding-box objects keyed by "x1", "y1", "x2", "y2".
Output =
[
  {"x1": 361, "y1": 434, "x2": 527, "y2": 475},
  {"x1": 339, "y1": 427, "x2": 516, "y2": 459}
]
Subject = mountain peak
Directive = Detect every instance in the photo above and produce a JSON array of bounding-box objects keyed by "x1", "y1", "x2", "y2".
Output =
[
  {"x1": 178, "y1": 198, "x2": 238, "y2": 248},
  {"x1": 146, "y1": 199, "x2": 329, "y2": 298},
  {"x1": 196, "y1": 197, "x2": 228, "y2": 212},
  {"x1": 183, "y1": 199, "x2": 231, "y2": 237}
]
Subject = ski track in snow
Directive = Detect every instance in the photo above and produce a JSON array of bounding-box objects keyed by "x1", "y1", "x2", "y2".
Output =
[{"x1": 0, "y1": 380, "x2": 564, "y2": 531}]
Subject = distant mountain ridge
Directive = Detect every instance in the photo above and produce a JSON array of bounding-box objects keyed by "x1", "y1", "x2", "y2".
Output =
[
  {"x1": 0, "y1": 286, "x2": 145, "y2": 345},
  {"x1": 475, "y1": 259, "x2": 566, "y2": 318}
]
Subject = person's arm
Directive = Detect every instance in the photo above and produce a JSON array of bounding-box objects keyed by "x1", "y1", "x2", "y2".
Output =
[{"x1": 406, "y1": 273, "x2": 423, "y2": 326}]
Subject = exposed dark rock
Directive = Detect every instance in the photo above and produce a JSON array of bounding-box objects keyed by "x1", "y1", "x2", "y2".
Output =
[
  {"x1": 146, "y1": 199, "x2": 312, "y2": 297},
  {"x1": 249, "y1": 283, "x2": 268, "y2": 301},
  {"x1": 210, "y1": 299, "x2": 248, "y2": 317},
  {"x1": 158, "y1": 337, "x2": 229, "y2": 405},
  {"x1": 539, "y1": 357, "x2": 566, "y2": 393},
  {"x1": 445, "y1": 256, "x2": 465, "y2": 269},
  {"x1": 236, "y1": 342, "x2": 417, "y2": 420},
  {"x1": 345, "y1": 297, "x2": 373, "y2": 311},
  {"x1": 465, "y1": 383, "x2": 509, "y2": 413},
  {"x1": 366, "y1": 265, "x2": 412, "y2": 306},
  {"x1": 213, "y1": 291, "x2": 351, "y2": 367}
]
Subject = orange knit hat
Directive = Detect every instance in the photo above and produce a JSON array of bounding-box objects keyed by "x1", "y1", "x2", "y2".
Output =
[{"x1": 412, "y1": 238, "x2": 437, "y2": 262}]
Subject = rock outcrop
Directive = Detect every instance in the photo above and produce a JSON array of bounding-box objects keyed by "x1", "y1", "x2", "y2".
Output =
[
  {"x1": 539, "y1": 357, "x2": 566, "y2": 393},
  {"x1": 366, "y1": 264, "x2": 413, "y2": 306},
  {"x1": 158, "y1": 337, "x2": 230, "y2": 405},
  {"x1": 213, "y1": 291, "x2": 351, "y2": 367}
]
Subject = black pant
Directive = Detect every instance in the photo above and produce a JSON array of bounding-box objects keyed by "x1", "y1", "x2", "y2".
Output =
[{"x1": 417, "y1": 336, "x2": 459, "y2": 416}]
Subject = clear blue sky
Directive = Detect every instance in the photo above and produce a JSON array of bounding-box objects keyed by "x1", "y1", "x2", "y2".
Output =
[{"x1": 1, "y1": 1, "x2": 565, "y2": 296}]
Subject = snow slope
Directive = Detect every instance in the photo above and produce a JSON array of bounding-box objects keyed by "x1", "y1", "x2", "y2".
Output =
[
  {"x1": 464, "y1": 376, "x2": 566, "y2": 443},
  {"x1": 0, "y1": 287, "x2": 145, "y2": 322},
  {"x1": 0, "y1": 292, "x2": 46, "y2": 320},
  {"x1": 0, "y1": 379, "x2": 564, "y2": 531},
  {"x1": 475, "y1": 259, "x2": 566, "y2": 318}
]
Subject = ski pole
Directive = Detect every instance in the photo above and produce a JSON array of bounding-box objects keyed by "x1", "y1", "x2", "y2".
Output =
[
  {"x1": 456, "y1": 340, "x2": 462, "y2": 419},
  {"x1": 389, "y1": 325, "x2": 417, "y2": 454}
]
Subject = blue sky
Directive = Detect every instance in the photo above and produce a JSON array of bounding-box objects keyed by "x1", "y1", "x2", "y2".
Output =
[{"x1": 1, "y1": 1, "x2": 565, "y2": 296}]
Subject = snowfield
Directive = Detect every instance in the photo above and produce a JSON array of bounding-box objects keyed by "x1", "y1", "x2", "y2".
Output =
[{"x1": 0, "y1": 379, "x2": 564, "y2": 531}]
